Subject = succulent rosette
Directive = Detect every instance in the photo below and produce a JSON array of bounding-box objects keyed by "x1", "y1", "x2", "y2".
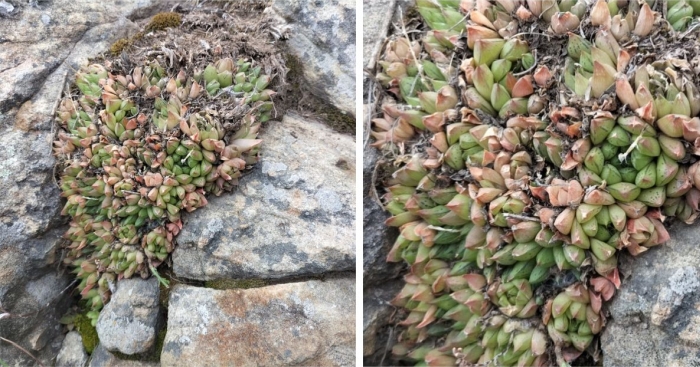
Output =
[
  {"x1": 55, "y1": 56, "x2": 275, "y2": 325},
  {"x1": 372, "y1": 0, "x2": 700, "y2": 365}
]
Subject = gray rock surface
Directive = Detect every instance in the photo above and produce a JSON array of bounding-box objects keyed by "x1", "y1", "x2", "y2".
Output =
[
  {"x1": 363, "y1": 280, "x2": 402, "y2": 361},
  {"x1": 602, "y1": 223, "x2": 700, "y2": 367},
  {"x1": 160, "y1": 278, "x2": 355, "y2": 366},
  {"x1": 363, "y1": 0, "x2": 395, "y2": 69},
  {"x1": 55, "y1": 331, "x2": 88, "y2": 367},
  {"x1": 362, "y1": 140, "x2": 403, "y2": 287},
  {"x1": 0, "y1": 0, "x2": 165, "y2": 364},
  {"x1": 88, "y1": 343, "x2": 159, "y2": 367},
  {"x1": 96, "y1": 278, "x2": 161, "y2": 355},
  {"x1": 173, "y1": 114, "x2": 355, "y2": 281},
  {"x1": 268, "y1": 0, "x2": 355, "y2": 114}
]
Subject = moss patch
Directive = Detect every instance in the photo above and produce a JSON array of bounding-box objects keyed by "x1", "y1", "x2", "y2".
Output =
[
  {"x1": 109, "y1": 38, "x2": 130, "y2": 55},
  {"x1": 205, "y1": 278, "x2": 269, "y2": 290},
  {"x1": 152, "y1": 326, "x2": 167, "y2": 360},
  {"x1": 74, "y1": 313, "x2": 99, "y2": 354},
  {"x1": 145, "y1": 12, "x2": 182, "y2": 32}
]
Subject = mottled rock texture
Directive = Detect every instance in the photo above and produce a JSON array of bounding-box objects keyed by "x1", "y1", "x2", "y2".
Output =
[
  {"x1": 602, "y1": 223, "x2": 700, "y2": 366},
  {"x1": 56, "y1": 331, "x2": 88, "y2": 367},
  {"x1": 161, "y1": 279, "x2": 355, "y2": 366},
  {"x1": 173, "y1": 114, "x2": 355, "y2": 281},
  {"x1": 0, "y1": 0, "x2": 166, "y2": 364},
  {"x1": 269, "y1": 0, "x2": 355, "y2": 114},
  {"x1": 96, "y1": 278, "x2": 161, "y2": 355}
]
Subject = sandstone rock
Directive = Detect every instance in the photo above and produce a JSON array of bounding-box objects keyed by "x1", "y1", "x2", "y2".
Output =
[
  {"x1": 56, "y1": 331, "x2": 88, "y2": 367},
  {"x1": 173, "y1": 114, "x2": 355, "y2": 281},
  {"x1": 88, "y1": 343, "x2": 159, "y2": 367},
  {"x1": 0, "y1": 0, "x2": 163, "y2": 363},
  {"x1": 602, "y1": 223, "x2": 700, "y2": 366},
  {"x1": 268, "y1": 0, "x2": 355, "y2": 113},
  {"x1": 96, "y1": 278, "x2": 161, "y2": 355},
  {"x1": 161, "y1": 278, "x2": 355, "y2": 366}
]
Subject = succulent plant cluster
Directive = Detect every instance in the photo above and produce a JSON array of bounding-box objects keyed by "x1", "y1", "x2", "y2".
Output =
[
  {"x1": 54, "y1": 57, "x2": 275, "y2": 325},
  {"x1": 372, "y1": 0, "x2": 700, "y2": 365}
]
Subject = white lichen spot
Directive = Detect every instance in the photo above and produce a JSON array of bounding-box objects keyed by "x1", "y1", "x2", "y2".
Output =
[
  {"x1": 198, "y1": 218, "x2": 223, "y2": 248},
  {"x1": 669, "y1": 267, "x2": 700, "y2": 298},
  {"x1": 314, "y1": 188, "x2": 343, "y2": 213},
  {"x1": 262, "y1": 161, "x2": 288, "y2": 176}
]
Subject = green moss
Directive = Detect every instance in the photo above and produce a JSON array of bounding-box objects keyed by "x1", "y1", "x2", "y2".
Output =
[
  {"x1": 153, "y1": 326, "x2": 167, "y2": 358},
  {"x1": 74, "y1": 313, "x2": 99, "y2": 354},
  {"x1": 205, "y1": 278, "x2": 269, "y2": 290},
  {"x1": 145, "y1": 12, "x2": 182, "y2": 32},
  {"x1": 109, "y1": 38, "x2": 130, "y2": 55}
]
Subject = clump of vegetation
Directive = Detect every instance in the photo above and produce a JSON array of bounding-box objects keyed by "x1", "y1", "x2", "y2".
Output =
[
  {"x1": 73, "y1": 312, "x2": 99, "y2": 354},
  {"x1": 371, "y1": 0, "x2": 700, "y2": 366},
  {"x1": 109, "y1": 38, "x2": 130, "y2": 55},
  {"x1": 53, "y1": 55, "x2": 276, "y2": 326},
  {"x1": 145, "y1": 12, "x2": 182, "y2": 32}
]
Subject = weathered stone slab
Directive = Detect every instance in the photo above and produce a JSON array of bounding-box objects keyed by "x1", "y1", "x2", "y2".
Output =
[
  {"x1": 268, "y1": 0, "x2": 355, "y2": 113},
  {"x1": 602, "y1": 223, "x2": 700, "y2": 366},
  {"x1": 173, "y1": 114, "x2": 355, "y2": 281},
  {"x1": 56, "y1": 331, "x2": 88, "y2": 367},
  {"x1": 96, "y1": 278, "x2": 161, "y2": 355},
  {"x1": 161, "y1": 278, "x2": 355, "y2": 366}
]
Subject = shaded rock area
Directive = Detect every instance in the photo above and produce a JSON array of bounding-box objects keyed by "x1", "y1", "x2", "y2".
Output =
[
  {"x1": 363, "y1": 280, "x2": 402, "y2": 364},
  {"x1": 173, "y1": 114, "x2": 355, "y2": 281},
  {"x1": 362, "y1": 0, "x2": 414, "y2": 365},
  {"x1": 88, "y1": 343, "x2": 158, "y2": 367},
  {"x1": 601, "y1": 223, "x2": 700, "y2": 367},
  {"x1": 161, "y1": 279, "x2": 355, "y2": 366},
  {"x1": 96, "y1": 278, "x2": 161, "y2": 355},
  {"x1": 362, "y1": 142, "x2": 402, "y2": 286},
  {"x1": 56, "y1": 331, "x2": 88, "y2": 367},
  {"x1": 0, "y1": 0, "x2": 168, "y2": 364},
  {"x1": 268, "y1": 0, "x2": 355, "y2": 114}
]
